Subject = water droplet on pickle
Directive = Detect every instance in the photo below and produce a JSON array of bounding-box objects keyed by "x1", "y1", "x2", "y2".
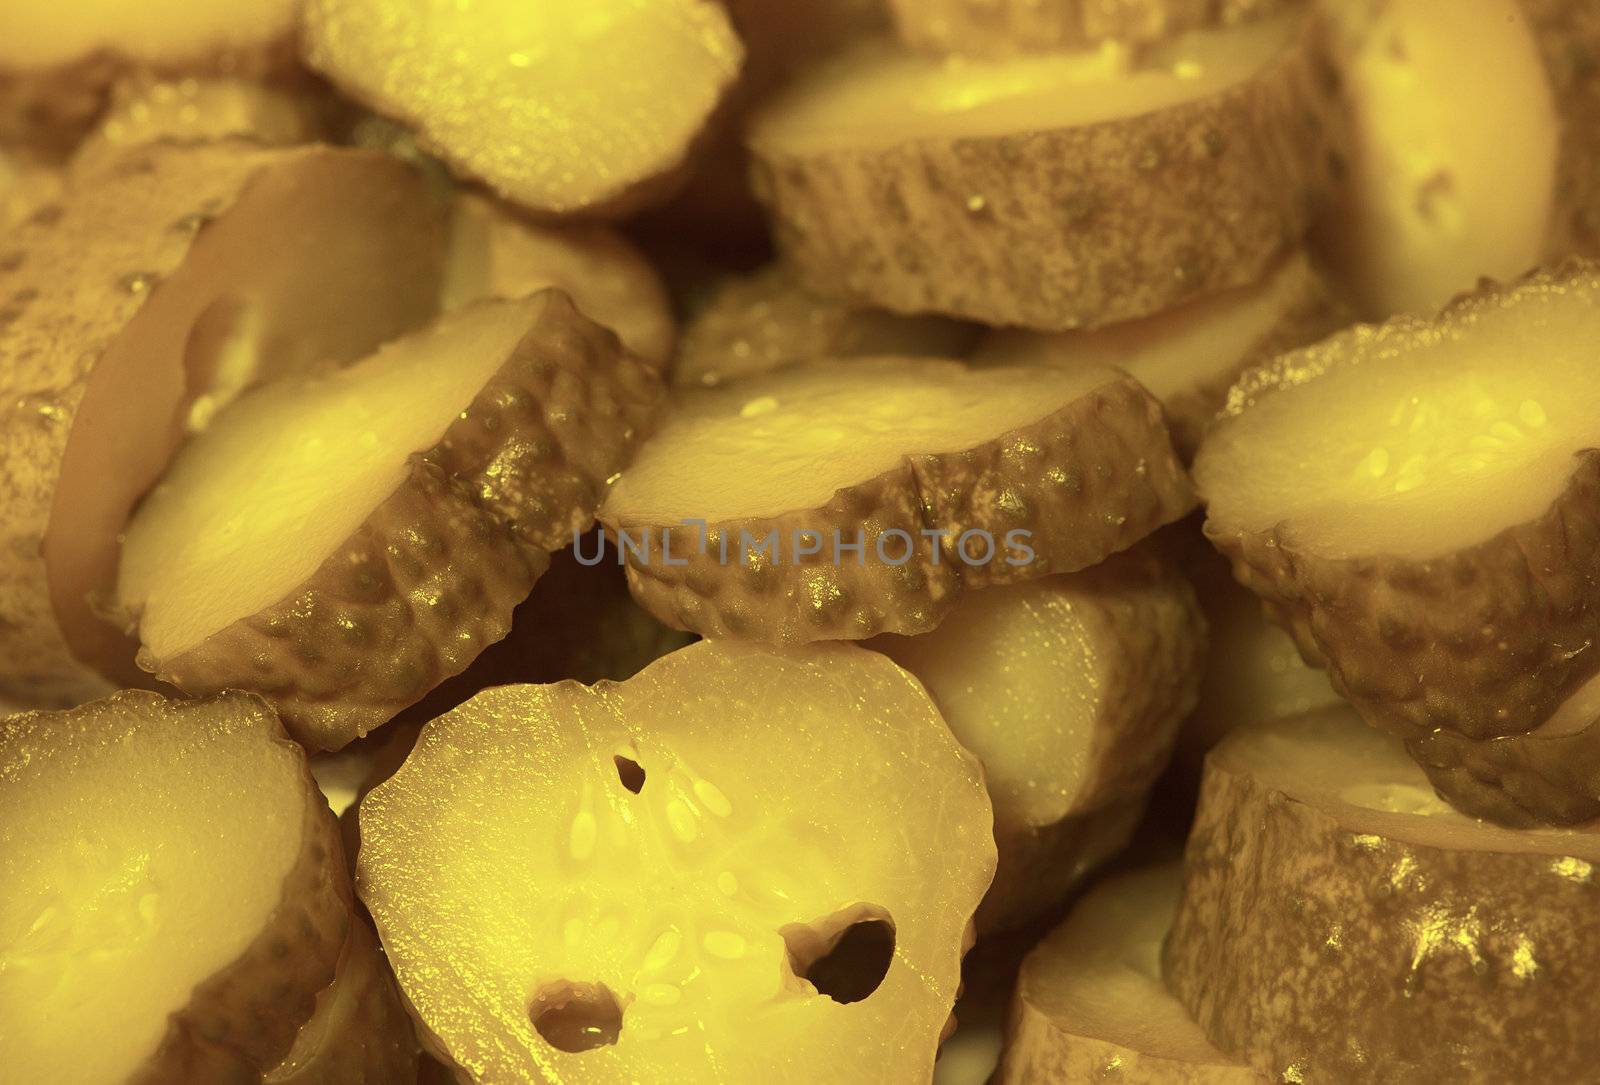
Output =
[{"x1": 119, "y1": 271, "x2": 157, "y2": 295}]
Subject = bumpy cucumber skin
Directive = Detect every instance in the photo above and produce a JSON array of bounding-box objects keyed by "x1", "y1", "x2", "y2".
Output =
[
  {"x1": 611, "y1": 374, "x2": 1195, "y2": 645},
  {"x1": 1002, "y1": 863, "x2": 1262, "y2": 1084},
  {"x1": 149, "y1": 461, "x2": 545, "y2": 753},
  {"x1": 671, "y1": 263, "x2": 979, "y2": 390},
  {"x1": 1004, "y1": 984, "x2": 1262, "y2": 1085},
  {"x1": 145, "y1": 293, "x2": 664, "y2": 751},
  {"x1": 137, "y1": 795, "x2": 351, "y2": 1083},
  {"x1": 1, "y1": 142, "x2": 440, "y2": 709},
  {"x1": 0, "y1": 145, "x2": 278, "y2": 706},
  {"x1": 749, "y1": 15, "x2": 1346, "y2": 332},
  {"x1": 1202, "y1": 263, "x2": 1600, "y2": 826},
  {"x1": 0, "y1": 38, "x2": 301, "y2": 162},
  {"x1": 1001, "y1": 1025, "x2": 1262, "y2": 1085},
  {"x1": 1165, "y1": 720, "x2": 1600, "y2": 1084},
  {"x1": 1210, "y1": 453, "x2": 1600, "y2": 825}
]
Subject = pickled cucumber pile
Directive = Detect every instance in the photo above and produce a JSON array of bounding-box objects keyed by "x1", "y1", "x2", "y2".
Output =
[{"x1": 3, "y1": 1, "x2": 1600, "y2": 1082}]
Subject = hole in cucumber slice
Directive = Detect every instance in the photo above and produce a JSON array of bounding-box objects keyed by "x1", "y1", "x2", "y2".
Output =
[
  {"x1": 529, "y1": 980, "x2": 625, "y2": 1053},
  {"x1": 782, "y1": 905, "x2": 895, "y2": 1005},
  {"x1": 613, "y1": 754, "x2": 646, "y2": 794}
]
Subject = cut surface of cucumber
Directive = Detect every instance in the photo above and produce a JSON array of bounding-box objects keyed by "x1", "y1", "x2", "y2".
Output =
[
  {"x1": 303, "y1": 0, "x2": 743, "y2": 213},
  {"x1": 1195, "y1": 264, "x2": 1600, "y2": 822},
  {"x1": 358, "y1": 640, "x2": 994, "y2": 1084},
  {"x1": 0, "y1": 691, "x2": 347, "y2": 1084},
  {"x1": 1318, "y1": 0, "x2": 1561, "y2": 317},
  {"x1": 116, "y1": 291, "x2": 660, "y2": 748},
  {"x1": 1173, "y1": 530, "x2": 1340, "y2": 781},
  {"x1": 603, "y1": 357, "x2": 1193, "y2": 644},
  {"x1": 266, "y1": 918, "x2": 419, "y2": 1084},
  {"x1": 872, "y1": 551, "x2": 1204, "y2": 928},
  {"x1": 611, "y1": 358, "x2": 1111, "y2": 525},
  {"x1": 1200, "y1": 267, "x2": 1600, "y2": 560},
  {"x1": 72, "y1": 77, "x2": 326, "y2": 176},
  {"x1": 999, "y1": 864, "x2": 1258, "y2": 1084},
  {"x1": 888, "y1": 0, "x2": 1293, "y2": 55},
  {"x1": 0, "y1": 149, "x2": 61, "y2": 230},
  {"x1": 1, "y1": 141, "x2": 441, "y2": 706},
  {"x1": 673, "y1": 264, "x2": 977, "y2": 389},
  {"x1": 442, "y1": 192, "x2": 675, "y2": 368},
  {"x1": 1216, "y1": 709, "x2": 1576, "y2": 849},
  {"x1": 120, "y1": 299, "x2": 547, "y2": 661},
  {"x1": 754, "y1": 15, "x2": 1293, "y2": 153},
  {"x1": 747, "y1": 11, "x2": 1341, "y2": 330}
]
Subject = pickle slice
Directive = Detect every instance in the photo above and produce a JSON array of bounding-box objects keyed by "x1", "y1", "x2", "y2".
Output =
[
  {"x1": 1197, "y1": 262, "x2": 1600, "y2": 823},
  {"x1": 1166, "y1": 708, "x2": 1600, "y2": 1083},
  {"x1": 303, "y1": 0, "x2": 743, "y2": 214},
  {"x1": 874, "y1": 548, "x2": 1204, "y2": 930},
  {"x1": 970, "y1": 251, "x2": 1346, "y2": 457},
  {"x1": 0, "y1": 141, "x2": 442, "y2": 707},
  {"x1": 1000, "y1": 864, "x2": 1255, "y2": 1084},
  {"x1": 603, "y1": 357, "x2": 1193, "y2": 644},
  {"x1": 748, "y1": 14, "x2": 1341, "y2": 330},
  {"x1": 358, "y1": 640, "x2": 995, "y2": 1084},
  {"x1": 118, "y1": 292, "x2": 660, "y2": 749},
  {"x1": 0, "y1": 691, "x2": 350, "y2": 1083}
]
